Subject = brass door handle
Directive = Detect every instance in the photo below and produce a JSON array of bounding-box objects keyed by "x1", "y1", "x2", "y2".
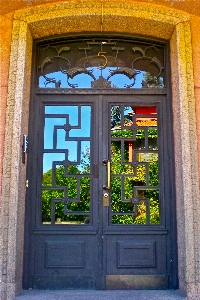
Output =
[
  {"x1": 103, "y1": 159, "x2": 110, "y2": 190},
  {"x1": 102, "y1": 159, "x2": 110, "y2": 206}
]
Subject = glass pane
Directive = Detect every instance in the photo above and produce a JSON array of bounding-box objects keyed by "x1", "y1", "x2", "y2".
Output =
[
  {"x1": 148, "y1": 190, "x2": 160, "y2": 224},
  {"x1": 110, "y1": 105, "x2": 160, "y2": 225},
  {"x1": 148, "y1": 127, "x2": 158, "y2": 150},
  {"x1": 111, "y1": 177, "x2": 134, "y2": 213},
  {"x1": 67, "y1": 177, "x2": 90, "y2": 213},
  {"x1": 45, "y1": 105, "x2": 79, "y2": 120},
  {"x1": 42, "y1": 189, "x2": 64, "y2": 223},
  {"x1": 42, "y1": 105, "x2": 91, "y2": 225},
  {"x1": 111, "y1": 190, "x2": 160, "y2": 225},
  {"x1": 38, "y1": 39, "x2": 165, "y2": 89},
  {"x1": 112, "y1": 215, "x2": 138, "y2": 225}
]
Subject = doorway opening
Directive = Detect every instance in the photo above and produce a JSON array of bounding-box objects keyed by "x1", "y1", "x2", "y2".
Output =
[{"x1": 23, "y1": 36, "x2": 177, "y2": 290}]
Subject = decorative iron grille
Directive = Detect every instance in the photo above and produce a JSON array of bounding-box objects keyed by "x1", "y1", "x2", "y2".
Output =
[
  {"x1": 42, "y1": 105, "x2": 92, "y2": 225},
  {"x1": 37, "y1": 38, "x2": 165, "y2": 89},
  {"x1": 110, "y1": 105, "x2": 159, "y2": 225}
]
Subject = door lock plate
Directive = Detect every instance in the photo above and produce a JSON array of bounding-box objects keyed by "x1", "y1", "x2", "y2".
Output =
[{"x1": 103, "y1": 192, "x2": 109, "y2": 206}]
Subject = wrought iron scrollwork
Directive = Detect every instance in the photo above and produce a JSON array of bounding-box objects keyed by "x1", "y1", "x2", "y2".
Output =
[
  {"x1": 38, "y1": 39, "x2": 165, "y2": 89},
  {"x1": 132, "y1": 46, "x2": 164, "y2": 88},
  {"x1": 107, "y1": 67, "x2": 140, "y2": 88}
]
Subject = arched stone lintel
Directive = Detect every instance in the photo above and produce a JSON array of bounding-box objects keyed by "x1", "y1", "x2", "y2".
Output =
[{"x1": 13, "y1": 1, "x2": 190, "y2": 40}]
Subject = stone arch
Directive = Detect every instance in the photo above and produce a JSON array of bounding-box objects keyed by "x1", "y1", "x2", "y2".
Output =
[{"x1": 1, "y1": 1, "x2": 199, "y2": 299}]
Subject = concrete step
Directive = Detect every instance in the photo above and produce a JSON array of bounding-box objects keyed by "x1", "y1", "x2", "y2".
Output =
[{"x1": 15, "y1": 289, "x2": 186, "y2": 300}]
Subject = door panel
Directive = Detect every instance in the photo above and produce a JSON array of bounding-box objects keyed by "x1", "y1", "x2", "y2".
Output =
[
  {"x1": 33, "y1": 235, "x2": 97, "y2": 289},
  {"x1": 102, "y1": 96, "x2": 169, "y2": 289},
  {"x1": 24, "y1": 94, "x2": 177, "y2": 290}
]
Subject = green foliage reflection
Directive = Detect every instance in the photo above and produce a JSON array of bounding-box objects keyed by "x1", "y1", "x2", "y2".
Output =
[{"x1": 42, "y1": 106, "x2": 160, "y2": 225}]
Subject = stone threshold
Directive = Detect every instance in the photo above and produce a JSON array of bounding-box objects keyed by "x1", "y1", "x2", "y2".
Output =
[{"x1": 15, "y1": 289, "x2": 186, "y2": 300}]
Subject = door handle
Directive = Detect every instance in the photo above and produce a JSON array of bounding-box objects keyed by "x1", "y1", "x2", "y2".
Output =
[
  {"x1": 103, "y1": 159, "x2": 111, "y2": 190},
  {"x1": 102, "y1": 159, "x2": 110, "y2": 206}
]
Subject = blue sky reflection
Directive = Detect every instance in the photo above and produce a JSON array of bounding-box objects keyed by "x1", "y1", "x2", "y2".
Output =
[
  {"x1": 43, "y1": 106, "x2": 91, "y2": 173},
  {"x1": 39, "y1": 67, "x2": 144, "y2": 88}
]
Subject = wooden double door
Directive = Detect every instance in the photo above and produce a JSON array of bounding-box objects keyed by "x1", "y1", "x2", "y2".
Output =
[{"x1": 23, "y1": 93, "x2": 177, "y2": 290}]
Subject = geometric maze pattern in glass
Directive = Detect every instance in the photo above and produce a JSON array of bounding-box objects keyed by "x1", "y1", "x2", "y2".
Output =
[
  {"x1": 42, "y1": 105, "x2": 91, "y2": 225},
  {"x1": 110, "y1": 105, "x2": 160, "y2": 225}
]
